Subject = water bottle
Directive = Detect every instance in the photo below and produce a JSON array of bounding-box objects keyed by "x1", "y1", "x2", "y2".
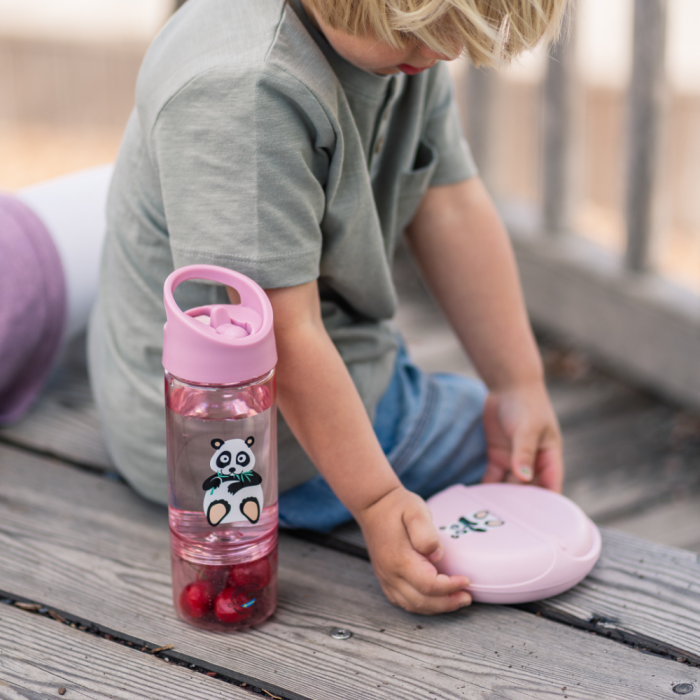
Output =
[{"x1": 162, "y1": 264, "x2": 278, "y2": 630}]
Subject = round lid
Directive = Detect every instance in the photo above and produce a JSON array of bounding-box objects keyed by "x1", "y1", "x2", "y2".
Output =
[
  {"x1": 427, "y1": 483, "x2": 600, "y2": 597},
  {"x1": 162, "y1": 265, "x2": 276, "y2": 385}
]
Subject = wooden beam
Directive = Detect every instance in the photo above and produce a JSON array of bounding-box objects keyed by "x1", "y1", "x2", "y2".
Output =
[
  {"x1": 502, "y1": 205, "x2": 700, "y2": 411},
  {"x1": 625, "y1": 0, "x2": 668, "y2": 273}
]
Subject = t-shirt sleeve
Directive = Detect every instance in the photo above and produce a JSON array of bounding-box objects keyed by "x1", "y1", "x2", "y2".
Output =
[
  {"x1": 423, "y1": 63, "x2": 478, "y2": 187},
  {"x1": 149, "y1": 67, "x2": 331, "y2": 289}
]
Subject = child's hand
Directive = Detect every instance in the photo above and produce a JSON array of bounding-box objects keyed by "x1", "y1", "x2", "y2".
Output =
[
  {"x1": 356, "y1": 486, "x2": 472, "y2": 615},
  {"x1": 481, "y1": 381, "x2": 563, "y2": 492}
]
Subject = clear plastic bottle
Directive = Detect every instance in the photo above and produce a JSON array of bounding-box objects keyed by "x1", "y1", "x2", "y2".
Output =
[{"x1": 162, "y1": 265, "x2": 278, "y2": 631}]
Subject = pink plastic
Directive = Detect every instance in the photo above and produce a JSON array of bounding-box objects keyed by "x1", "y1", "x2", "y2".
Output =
[
  {"x1": 427, "y1": 483, "x2": 601, "y2": 603},
  {"x1": 163, "y1": 265, "x2": 277, "y2": 385},
  {"x1": 163, "y1": 265, "x2": 279, "y2": 631}
]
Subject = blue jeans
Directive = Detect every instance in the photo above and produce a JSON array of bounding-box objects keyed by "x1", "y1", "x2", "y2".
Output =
[{"x1": 278, "y1": 342, "x2": 488, "y2": 532}]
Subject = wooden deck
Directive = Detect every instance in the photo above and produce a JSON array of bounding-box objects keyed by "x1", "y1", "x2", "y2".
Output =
[{"x1": 1, "y1": 259, "x2": 700, "y2": 698}]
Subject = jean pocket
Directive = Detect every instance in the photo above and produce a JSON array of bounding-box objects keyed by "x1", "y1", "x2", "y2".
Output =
[{"x1": 395, "y1": 140, "x2": 438, "y2": 233}]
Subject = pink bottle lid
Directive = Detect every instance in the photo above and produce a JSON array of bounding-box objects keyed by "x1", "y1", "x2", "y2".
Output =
[
  {"x1": 427, "y1": 483, "x2": 601, "y2": 604},
  {"x1": 163, "y1": 265, "x2": 277, "y2": 385}
]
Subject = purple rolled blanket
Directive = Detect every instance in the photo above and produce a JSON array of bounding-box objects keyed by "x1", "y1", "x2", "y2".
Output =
[{"x1": 0, "y1": 193, "x2": 66, "y2": 424}]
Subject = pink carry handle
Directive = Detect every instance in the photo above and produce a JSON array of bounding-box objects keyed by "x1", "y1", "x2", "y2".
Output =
[{"x1": 163, "y1": 265, "x2": 277, "y2": 385}]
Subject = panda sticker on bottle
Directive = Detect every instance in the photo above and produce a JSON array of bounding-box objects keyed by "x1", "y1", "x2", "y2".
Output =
[{"x1": 203, "y1": 436, "x2": 264, "y2": 526}]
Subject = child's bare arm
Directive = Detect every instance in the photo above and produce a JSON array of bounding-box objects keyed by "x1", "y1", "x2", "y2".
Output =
[
  {"x1": 266, "y1": 282, "x2": 472, "y2": 614},
  {"x1": 405, "y1": 177, "x2": 563, "y2": 492}
]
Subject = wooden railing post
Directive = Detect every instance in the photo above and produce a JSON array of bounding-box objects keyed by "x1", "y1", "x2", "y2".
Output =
[
  {"x1": 467, "y1": 67, "x2": 497, "y2": 189},
  {"x1": 625, "y1": 0, "x2": 667, "y2": 273},
  {"x1": 542, "y1": 24, "x2": 576, "y2": 236}
]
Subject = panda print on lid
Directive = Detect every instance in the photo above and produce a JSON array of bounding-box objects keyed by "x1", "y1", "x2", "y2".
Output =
[
  {"x1": 440, "y1": 510, "x2": 505, "y2": 539},
  {"x1": 202, "y1": 436, "x2": 264, "y2": 527}
]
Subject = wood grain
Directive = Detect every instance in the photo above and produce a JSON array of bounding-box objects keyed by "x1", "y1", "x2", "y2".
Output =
[
  {"x1": 3, "y1": 354, "x2": 697, "y2": 555},
  {"x1": 322, "y1": 522, "x2": 700, "y2": 666},
  {"x1": 527, "y1": 529, "x2": 700, "y2": 663},
  {"x1": 561, "y1": 404, "x2": 700, "y2": 523},
  {"x1": 0, "y1": 363, "x2": 112, "y2": 472},
  {"x1": 0, "y1": 603, "x2": 249, "y2": 700},
  {"x1": 0, "y1": 444, "x2": 698, "y2": 700}
]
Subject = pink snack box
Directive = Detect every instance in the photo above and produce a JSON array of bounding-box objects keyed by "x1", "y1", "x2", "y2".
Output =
[{"x1": 427, "y1": 483, "x2": 601, "y2": 604}]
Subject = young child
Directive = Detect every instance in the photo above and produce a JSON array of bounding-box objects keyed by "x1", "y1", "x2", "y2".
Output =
[{"x1": 85, "y1": 0, "x2": 568, "y2": 615}]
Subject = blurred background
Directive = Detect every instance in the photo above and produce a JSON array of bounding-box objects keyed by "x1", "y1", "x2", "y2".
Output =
[
  {"x1": 0, "y1": 0, "x2": 171, "y2": 188},
  {"x1": 1, "y1": 0, "x2": 698, "y2": 292},
  {"x1": 1, "y1": 0, "x2": 698, "y2": 407},
  {"x1": 452, "y1": 0, "x2": 700, "y2": 295}
]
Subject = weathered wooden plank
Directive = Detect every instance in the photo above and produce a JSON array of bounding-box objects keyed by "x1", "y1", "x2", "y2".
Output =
[
  {"x1": 547, "y1": 379, "x2": 642, "y2": 428},
  {"x1": 0, "y1": 293, "x2": 643, "y2": 477},
  {"x1": 0, "y1": 362, "x2": 112, "y2": 471},
  {"x1": 526, "y1": 529, "x2": 700, "y2": 663},
  {"x1": 0, "y1": 444, "x2": 698, "y2": 700},
  {"x1": 561, "y1": 404, "x2": 700, "y2": 522},
  {"x1": 625, "y1": 0, "x2": 667, "y2": 273},
  {"x1": 0, "y1": 603, "x2": 249, "y2": 700},
  {"x1": 506, "y1": 219, "x2": 700, "y2": 412},
  {"x1": 393, "y1": 248, "x2": 650, "y2": 426},
  {"x1": 322, "y1": 523, "x2": 700, "y2": 667},
  {"x1": 605, "y1": 498, "x2": 700, "y2": 554},
  {"x1": 4, "y1": 350, "x2": 694, "y2": 541}
]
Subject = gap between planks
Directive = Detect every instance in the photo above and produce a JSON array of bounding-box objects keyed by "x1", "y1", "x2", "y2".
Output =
[
  {"x1": 0, "y1": 444, "x2": 699, "y2": 700},
  {"x1": 301, "y1": 523, "x2": 700, "y2": 668},
  {"x1": 0, "y1": 601, "x2": 259, "y2": 700}
]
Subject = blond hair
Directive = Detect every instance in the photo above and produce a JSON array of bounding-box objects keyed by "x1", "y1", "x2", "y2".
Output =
[{"x1": 302, "y1": 0, "x2": 570, "y2": 67}]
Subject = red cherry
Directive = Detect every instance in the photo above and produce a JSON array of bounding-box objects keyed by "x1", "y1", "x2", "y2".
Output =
[
  {"x1": 214, "y1": 586, "x2": 259, "y2": 623},
  {"x1": 200, "y1": 564, "x2": 230, "y2": 588},
  {"x1": 227, "y1": 555, "x2": 272, "y2": 589},
  {"x1": 179, "y1": 580, "x2": 216, "y2": 619}
]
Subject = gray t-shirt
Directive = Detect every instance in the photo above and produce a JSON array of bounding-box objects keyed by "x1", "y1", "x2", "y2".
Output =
[{"x1": 88, "y1": 0, "x2": 477, "y2": 504}]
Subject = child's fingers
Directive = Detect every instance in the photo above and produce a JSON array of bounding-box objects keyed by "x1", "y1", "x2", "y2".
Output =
[
  {"x1": 402, "y1": 499, "x2": 442, "y2": 561},
  {"x1": 510, "y1": 422, "x2": 541, "y2": 483},
  {"x1": 390, "y1": 568, "x2": 472, "y2": 615},
  {"x1": 402, "y1": 550, "x2": 470, "y2": 599},
  {"x1": 395, "y1": 588, "x2": 472, "y2": 615},
  {"x1": 533, "y1": 444, "x2": 564, "y2": 493}
]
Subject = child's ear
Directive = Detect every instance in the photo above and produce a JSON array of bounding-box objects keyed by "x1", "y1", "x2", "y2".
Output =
[
  {"x1": 211, "y1": 438, "x2": 224, "y2": 450},
  {"x1": 245, "y1": 436, "x2": 255, "y2": 447}
]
